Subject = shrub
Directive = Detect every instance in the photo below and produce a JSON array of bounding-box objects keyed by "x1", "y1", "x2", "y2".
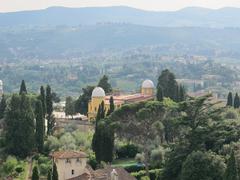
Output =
[
  {"x1": 131, "y1": 169, "x2": 162, "y2": 180},
  {"x1": 124, "y1": 165, "x2": 145, "y2": 173},
  {"x1": 225, "y1": 109, "x2": 238, "y2": 119},
  {"x1": 116, "y1": 144, "x2": 139, "y2": 159},
  {"x1": 39, "y1": 164, "x2": 50, "y2": 175},
  {"x1": 135, "y1": 153, "x2": 144, "y2": 164},
  {"x1": 150, "y1": 147, "x2": 165, "y2": 168},
  {"x1": 2, "y1": 156, "x2": 18, "y2": 175},
  {"x1": 15, "y1": 166, "x2": 24, "y2": 174}
]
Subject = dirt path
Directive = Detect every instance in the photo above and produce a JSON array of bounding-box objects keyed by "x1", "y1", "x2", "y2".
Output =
[{"x1": 25, "y1": 157, "x2": 33, "y2": 180}]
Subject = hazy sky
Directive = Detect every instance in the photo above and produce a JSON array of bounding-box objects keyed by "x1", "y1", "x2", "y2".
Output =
[{"x1": 1, "y1": 0, "x2": 240, "y2": 12}]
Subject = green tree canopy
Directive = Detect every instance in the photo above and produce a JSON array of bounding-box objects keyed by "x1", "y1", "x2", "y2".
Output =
[
  {"x1": 5, "y1": 94, "x2": 35, "y2": 158},
  {"x1": 19, "y1": 80, "x2": 27, "y2": 95},
  {"x1": 234, "y1": 93, "x2": 240, "y2": 109},
  {"x1": 181, "y1": 151, "x2": 226, "y2": 180},
  {"x1": 35, "y1": 100, "x2": 44, "y2": 153},
  {"x1": 98, "y1": 75, "x2": 112, "y2": 94},
  {"x1": 0, "y1": 94, "x2": 7, "y2": 119},
  {"x1": 75, "y1": 86, "x2": 95, "y2": 115},
  {"x1": 227, "y1": 92, "x2": 233, "y2": 107},
  {"x1": 65, "y1": 96, "x2": 75, "y2": 119},
  {"x1": 32, "y1": 166, "x2": 39, "y2": 180}
]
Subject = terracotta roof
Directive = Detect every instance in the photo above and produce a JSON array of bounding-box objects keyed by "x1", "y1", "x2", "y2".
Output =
[
  {"x1": 67, "y1": 172, "x2": 91, "y2": 180},
  {"x1": 51, "y1": 151, "x2": 87, "y2": 159},
  {"x1": 93, "y1": 166, "x2": 136, "y2": 180}
]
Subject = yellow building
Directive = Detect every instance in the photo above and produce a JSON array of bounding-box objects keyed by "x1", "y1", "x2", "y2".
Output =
[{"x1": 88, "y1": 79, "x2": 155, "y2": 120}]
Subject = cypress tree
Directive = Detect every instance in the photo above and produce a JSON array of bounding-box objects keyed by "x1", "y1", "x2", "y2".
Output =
[
  {"x1": 179, "y1": 85, "x2": 186, "y2": 102},
  {"x1": 52, "y1": 163, "x2": 58, "y2": 180},
  {"x1": 46, "y1": 85, "x2": 54, "y2": 135},
  {"x1": 32, "y1": 166, "x2": 39, "y2": 180},
  {"x1": 0, "y1": 94, "x2": 7, "y2": 119},
  {"x1": 5, "y1": 94, "x2": 35, "y2": 158},
  {"x1": 47, "y1": 169, "x2": 52, "y2": 180},
  {"x1": 157, "y1": 69, "x2": 179, "y2": 101},
  {"x1": 224, "y1": 151, "x2": 238, "y2": 180},
  {"x1": 157, "y1": 86, "x2": 163, "y2": 101},
  {"x1": 98, "y1": 75, "x2": 112, "y2": 94},
  {"x1": 107, "y1": 96, "x2": 115, "y2": 116},
  {"x1": 234, "y1": 93, "x2": 240, "y2": 109},
  {"x1": 19, "y1": 80, "x2": 27, "y2": 94},
  {"x1": 35, "y1": 100, "x2": 44, "y2": 153},
  {"x1": 40, "y1": 86, "x2": 46, "y2": 116},
  {"x1": 227, "y1": 92, "x2": 233, "y2": 107}
]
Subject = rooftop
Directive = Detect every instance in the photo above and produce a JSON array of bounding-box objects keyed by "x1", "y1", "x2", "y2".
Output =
[{"x1": 51, "y1": 151, "x2": 87, "y2": 159}]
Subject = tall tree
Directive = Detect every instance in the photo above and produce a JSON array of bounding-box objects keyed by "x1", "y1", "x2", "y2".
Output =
[
  {"x1": 39, "y1": 86, "x2": 46, "y2": 116},
  {"x1": 157, "y1": 69, "x2": 179, "y2": 101},
  {"x1": 0, "y1": 94, "x2": 7, "y2": 119},
  {"x1": 156, "y1": 86, "x2": 163, "y2": 101},
  {"x1": 5, "y1": 94, "x2": 35, "y2": 158},
  {"x1": 46, "y1": 85, "x2": 54, "y2": 135},
  {"x1": 107, "y1": 96, "x2": 115, "y2": 116},
  {"x1": 98, "y1": 75, "x2": 112, "y2": 94},
  {"x1": 47, "y1": 169, "x2": 52, "y2": 180},
  {"x1": 224, "y1": 151, "x2": 238, "y2": 180},
  {"x1": 75, "y1": 86, "x2": 95, "y2": 115},
  {"x1": 65, "y1": 96, "x2": 75, "y2": 119},
  {"x1": 52, "y1": 163, "x2": 58, "y2": 180},
  {"x1": 19, "y1": 80, "x2": 27, "y2": 95},
  {"x1": 234, "y1": 93, "x2": 240, "y2": 109},
  {"x1": 32, "y1": 166, "x2": 39, "y2": 180},
  {"x1": 35, "y1": 100, "x2": 44, "y2": 153},
  {"x1": 91, "y1": 101, "x2": 114, "y2": 163},
  {"x1": 227, "y1": 92, "x2": 233, "y2": 107},
  {"x1": 178, "y1": 84, "x2": 186, "y2": 102}
]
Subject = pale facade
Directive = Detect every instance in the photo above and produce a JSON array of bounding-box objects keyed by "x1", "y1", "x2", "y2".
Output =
[
  {"x1": 88, "y1": 79, "x2": 155, "y2": 120},
  {"x1": 51, "y1": 151, "x2": 88, "y2": 180}
]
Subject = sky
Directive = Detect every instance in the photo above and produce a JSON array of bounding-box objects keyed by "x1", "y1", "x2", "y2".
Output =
[{"x1": 1, "y1": 0, "x2": 240, "y2": 12}]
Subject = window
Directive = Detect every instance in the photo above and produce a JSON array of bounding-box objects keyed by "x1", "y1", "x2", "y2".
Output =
[
  {"x1": 76, "y1": 158, "x2": 81, "y2": 163},
  {"x1": 66, "y1": 159, "x2": 71, "y2": 163},
  {"x1": 72, "y1": 170, "x2": 74, "y2": 175}
]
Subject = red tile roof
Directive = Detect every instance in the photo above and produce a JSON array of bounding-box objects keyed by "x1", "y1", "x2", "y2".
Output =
[{"x1": 51, "y1": 151, "x2": 87, "y2": 159}]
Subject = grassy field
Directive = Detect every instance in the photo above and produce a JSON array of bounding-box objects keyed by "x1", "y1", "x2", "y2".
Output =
[{"x1": 112, "y1": 158, "x2": 137, "y2": 167}]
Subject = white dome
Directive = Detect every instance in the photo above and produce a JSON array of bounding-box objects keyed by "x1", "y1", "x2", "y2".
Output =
[
  {"x1": 142, "y1": 79, "x2": 154, "y2": 88},
  {"x1": 92, "y1": 87, "x2": 105, "y2": 97}
]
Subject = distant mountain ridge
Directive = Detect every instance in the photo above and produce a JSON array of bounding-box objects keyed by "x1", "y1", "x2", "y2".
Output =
[{"x1": 1, "y1": 6, "x2": 240, "y2": 27}]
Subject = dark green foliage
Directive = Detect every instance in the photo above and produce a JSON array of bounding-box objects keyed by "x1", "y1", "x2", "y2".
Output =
[
  {"x1": 35, "y1": 100, "x2": 44, "y2": 153},
  {"x1": 0, "y1": 94, "x2": 7, "y2": 119},
  {"x1": 107, "y1": 96, "x2": 115, "y2": 116},
  {"x1": 157, "y1": 69, "x2": 185, "y2": 102},
  {"x1": 5, "y1": 94, "x2": 35, "y2": 158},
  {"x1": 131, "y1": 169, "x2": 162, "y2": 180},
  {"x1": 52, "y1": 163, "x2": 58, "y2": 180},
  {"x1": 180, "y1": 151, "x2": 225, "y2": 180},
  {"x1": 116, "y1": 144, "x2": 139, "y2": 159},
  {"x1": 19, "y1": 80, "x2": 27, "y2": 95},
  {"x1": 39, "y1": 86, "x2": 46, "y2": 116},
  {"x1": 227, "y1": 92, "x2": 233, "y2": 107},
  {"x1": 51, "y1": 92, "x2": 60, "y2": 103},
  {"x1": 65, "y1": 96, "x2": 75, "y2": 118},
  {"x1": 47, "y1": 169, "x2": 52, "y2": 180},
  {"x1": 98, "y1": 75, "x2": 112, "y2": 94},
  {"x1": 156, "y1": 86, "x2": 163, "y2": 101},
  {"x1": 32, "y1": 166, "x2": 39, "y2": 180},
  {"x1": 75, "y1": 86, "x2": 95, "y2": 115},
  {"x1": 234, "y1": 93, "x2": 240, "y2": 109},
  {"x1": 125, "y1": 165, "x2": 145, "y2": 173},
  {"x1": 92, "y1": 102, "x2": 114, "y2": 163},
  {"x1": 46, "y1": 85, "x2": 54, "y2": 135},
  {"x1": 224, "y1": 151, "x2": 238, "y2": 180}
]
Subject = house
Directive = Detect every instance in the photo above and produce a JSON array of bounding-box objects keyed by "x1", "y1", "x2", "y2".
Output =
[{"x1": 51, "y1": 151, "x2": 136, "y2": 180}]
